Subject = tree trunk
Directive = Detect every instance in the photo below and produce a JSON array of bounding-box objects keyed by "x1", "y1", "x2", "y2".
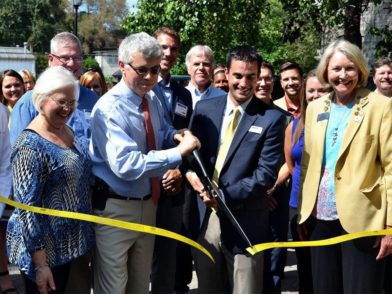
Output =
[{"x1": 343, "y1": 4, "x2": 363, "y2": 48}]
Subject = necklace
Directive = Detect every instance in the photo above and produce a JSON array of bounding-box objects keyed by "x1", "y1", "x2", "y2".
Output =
[{"x1": 330, "y1": 103, "x2": 353, "y2": 148}]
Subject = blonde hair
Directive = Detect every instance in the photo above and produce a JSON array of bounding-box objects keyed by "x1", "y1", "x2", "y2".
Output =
[
  {"x1": 316, "y1": 39, "x2": 369, "y2": 88},
  {"x1": 32, "y1": 66, "x2": 79, "y2": 112},
  {"x1": 19, "y1": 69, "x2": 36, "y2": 84}
]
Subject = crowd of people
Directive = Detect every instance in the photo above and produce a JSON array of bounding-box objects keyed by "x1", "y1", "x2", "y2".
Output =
[{"x1": 0, "y1": 28, "x2": 391, "y2": 294}]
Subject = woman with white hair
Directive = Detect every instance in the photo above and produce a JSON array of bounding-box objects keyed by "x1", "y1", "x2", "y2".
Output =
[{"x1": 7, "y1": 66, "x2": 94, "y2": 293}]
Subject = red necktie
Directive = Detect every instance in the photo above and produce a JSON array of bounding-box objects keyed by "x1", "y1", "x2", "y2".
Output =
[{"x1": 142, "y1": 97, "x2": 160, "y2": 204}]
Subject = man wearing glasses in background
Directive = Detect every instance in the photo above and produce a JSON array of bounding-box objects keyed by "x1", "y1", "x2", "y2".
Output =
[
  {"x1": 10, "y1": 32, "x2": 99, "y2": 145},
  {"x1": 89, "y1": 32, "x2": 200, "y2": 293}
]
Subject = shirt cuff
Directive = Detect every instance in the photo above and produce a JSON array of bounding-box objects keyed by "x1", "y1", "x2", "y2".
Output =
[{"x1": 166, "y1": 147, "x2": 183, "y2": 166}]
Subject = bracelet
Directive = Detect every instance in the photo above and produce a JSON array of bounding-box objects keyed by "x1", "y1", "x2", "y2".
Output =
[{"x1": 34, "y1": 263, "x2": 49, "y2": 272}]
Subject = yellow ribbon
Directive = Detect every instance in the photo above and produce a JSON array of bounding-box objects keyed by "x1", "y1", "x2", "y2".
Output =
[
  {"x1": 4, "y1": 193, "x2": 391, "y2": 260},
  {"x1": 0, "y1": 195, "x2": 214, "y2": 262},
  {"x1": 246, "y1": 228, "x2": 392, "y2": 255}
]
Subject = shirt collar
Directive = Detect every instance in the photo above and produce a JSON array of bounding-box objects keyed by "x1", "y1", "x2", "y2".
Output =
[
  {"x1": 118, "y1": 78, "x2": 151, "y2": 107},
  {"x1": 284, "y1": 96, "x2": 300, "y2": 118},
  {"x1": 188, "y1": 81, "x2": 212, "y2": 97},
  {"x1": 158, "y1": 74, "x2": 171, "y2": 88},
  {"x1": 225, "y1": 96, "x2": 252, "y2": 117}
]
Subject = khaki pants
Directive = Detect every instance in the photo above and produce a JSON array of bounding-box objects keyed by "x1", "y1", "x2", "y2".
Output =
[
  {"x1": 192, "y1": 211, "x2": 264, "y2": 294},
  {"x1": 93, "y1": 197, "x2": 156, "y2": 294}
]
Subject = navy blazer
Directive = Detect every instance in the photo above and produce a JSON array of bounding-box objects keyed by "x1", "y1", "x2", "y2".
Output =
[
  {"x1": 153, "y1": 79, "x2": 193, "y2": 130},
  {"x1": 189, "y1": 95, "x2": 286, "y2": 252},
  {"x1": 153, "y1": 79, "x2": 193, "y2": 205}
]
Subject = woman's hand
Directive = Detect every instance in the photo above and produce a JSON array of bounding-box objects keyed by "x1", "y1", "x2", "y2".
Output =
[
  {"x1": 32, "y1": 250, "x2": 56, "y2": 293},
  {"x1": 35, "y1": 265, "x2": 56, "y2": 294},
  {"x1": 374, "y1": 227, "x2": 392, "y2": 260}
]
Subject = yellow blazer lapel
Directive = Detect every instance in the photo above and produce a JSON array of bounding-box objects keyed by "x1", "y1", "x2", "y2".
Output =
[
  {"x1": 338, "y1": 89, "x2": 369, "y2": 158},
  {"x1": 313, "y1": 95, "x2": 332, "y2": 160}
]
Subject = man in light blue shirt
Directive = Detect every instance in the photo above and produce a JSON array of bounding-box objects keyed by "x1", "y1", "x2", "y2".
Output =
[
  {"x1": 89, "y1": 32, "x2": 200, "y2": 293},
  {"x1": 185, "y1": 45, "x2": 226, "y2": 108},
  {"x1": 10, "y1": 32, "x2": 98, "y2": 145}
]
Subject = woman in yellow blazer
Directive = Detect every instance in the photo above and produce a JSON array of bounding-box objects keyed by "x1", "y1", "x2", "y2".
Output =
[{"x1": 298, "y1": 39, "x2": 392, "y2": 293}]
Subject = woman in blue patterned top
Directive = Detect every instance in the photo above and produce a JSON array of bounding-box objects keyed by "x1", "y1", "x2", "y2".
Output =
[{"x1": 7, "y1": 66, "x2": 94, "y2": 294}]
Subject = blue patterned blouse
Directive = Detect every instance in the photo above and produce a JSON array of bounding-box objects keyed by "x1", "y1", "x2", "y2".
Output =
[{"x1": 7, "y1": 129, "x2": 95, "y2": 280}]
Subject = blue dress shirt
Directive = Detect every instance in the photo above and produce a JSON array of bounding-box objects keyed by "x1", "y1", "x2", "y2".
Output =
[
  {"x1": 10, "y1": 85, "x2": 99, "y2": 145},
  {"x1": 154, "y1": 77, "x2": 174, "y2": 123},
  {"x1": 186, "y1": 82, "x2": 226, "y2": 108},
  {"x1": 89, "y1": 79, "x2": 182, "y2": 197}
]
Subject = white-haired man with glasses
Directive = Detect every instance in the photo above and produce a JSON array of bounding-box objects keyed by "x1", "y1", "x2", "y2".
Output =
[
  {"x1": 10, "y1": 32, "x2": 99, "y2": 145},
  {"x1": 89, "y1": 32, "x2": 200, "y2": 293}
]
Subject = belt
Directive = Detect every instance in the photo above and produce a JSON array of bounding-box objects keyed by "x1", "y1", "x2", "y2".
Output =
[{"x1": 107, "y1": 189, "x2": 151, "y2": 201}]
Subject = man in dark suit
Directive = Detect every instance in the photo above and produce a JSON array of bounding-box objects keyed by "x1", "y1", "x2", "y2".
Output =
[
  {"x1": 186, "y1": 46, "x2": 286, "y2": 293},
  {"x1": 150, "y1": 27, "x2": 193, "y2": 294}
]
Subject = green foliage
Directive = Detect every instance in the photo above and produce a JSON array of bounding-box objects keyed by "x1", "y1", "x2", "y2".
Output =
[
  {"x1": 35, "y1": 54, "x2": 48, "y2": 75},
  {"x1": 122, "y1": 0, "x2": 265, "y2": 73},
  {"x1": 370, "y1": 26, "x2": 392, "y2": 58},
  {"x1": 121, "y1": 0, "x2": 320, "y2": 74},
  {"x1": 0, "y1": 0, "x2": 68, "y2": 52},
  {"x1": 83, "y1": 55, "x2": 101, "y2": 71},
  {"x1": 77, "y1": 0, "x2": 128, "y2": 53}
]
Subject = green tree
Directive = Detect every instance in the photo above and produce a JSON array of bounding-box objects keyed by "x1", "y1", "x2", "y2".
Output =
[
  {"x1": 257, "y1": 0, "x2": 320, "y2": 71},
  {"x1": 121, "y1": 0, "x2": 320, "y2": 74},
  {"x1": 77, "y1": 0, "x2": 128, "y2": 53},
  {"x1": 0, "y1": 0, "x2": 68, "y2": 52},
  {"x1": 370, "y1": 26, "x2": 392, "y2": 58},
  {"x1": 122, "y1": 0, "x2": 266, "y2": 73},
  {"x1": 83, "y1": 55, "x2": 100, "y2": 71},
  {"x1": 279, "y1": 0, "x2": 385, "y2": 49},
  {"x1": 35, "y1": 54, "x2": 48, "y2": 75}
]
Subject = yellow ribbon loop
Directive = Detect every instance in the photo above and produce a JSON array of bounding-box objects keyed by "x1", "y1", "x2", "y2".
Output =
[
  {"x1": 0, "y1": 195, "x2": 214, "y2": 262},
  {"x1": 246, "y1": 228, "x2": 392, "y2": 255}
]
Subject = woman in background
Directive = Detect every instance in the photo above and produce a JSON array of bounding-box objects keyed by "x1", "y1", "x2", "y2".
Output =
[
  {"x1": 19, "y1": 69, "x2": 36, "y2": 91},
  {"x1": 7, "y1": 66, "x2": 94, "y2": 293},
  {"x1": 212, "y1": 64, "x2": 229, "y2": 92},
  {"x1": 268, "y1": 70, "x2": 330, "y2": 293},
  {"x1": 286, "y1": 70, "x2": 330, "y2": 293},
  {"x1": 80, "y1": 69, "x2": 107, "y2": 97},
  {"x1": 0, "y1": 69, "x2": 26, "y2": 294},
  {"x1": 0, "y1": 103, "x2": 15, "y2": 294},
  {"x1": 1, "y1": 70, "x2": 25, "y2": 111}
]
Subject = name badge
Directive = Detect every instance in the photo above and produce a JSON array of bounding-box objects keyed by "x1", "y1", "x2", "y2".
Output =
[
  {"x1": 174, "y1": 102, "x2": 188, "y2": 118},
  {"x1": 317, "y1": 112, "x2": 330, "y2": 122},
  {"x1": 249, "y1": 125, "x2": 263, "y2": 134}
]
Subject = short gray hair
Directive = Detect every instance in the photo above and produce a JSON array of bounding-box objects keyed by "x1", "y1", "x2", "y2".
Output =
[
  {"x1": 50, "y1": 32, "x2": 82, "y2": 54},
  {"x1": 32, "y1": 66, "x2": 79, "y2": 112},
  {"x1": 185, "y1": 45, "x2": 215, "y2": 68},
  {"x1": 118, "y1": 32, "x2": 162, "y2": 63},
  {"x1": 316, "y1": 39, "x2": 369, "y2": 88}
]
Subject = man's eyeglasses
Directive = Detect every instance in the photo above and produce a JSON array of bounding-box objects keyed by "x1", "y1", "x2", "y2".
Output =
[
  {"x1": 126, "y1": 62, "x2": 161, "y2": 76},
  {"x1": 50, "y1": 97, "x2": 77, "y2": 108},
  {"x1": 51, "y1": 53, "x2": 83, "y2": 64}
]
